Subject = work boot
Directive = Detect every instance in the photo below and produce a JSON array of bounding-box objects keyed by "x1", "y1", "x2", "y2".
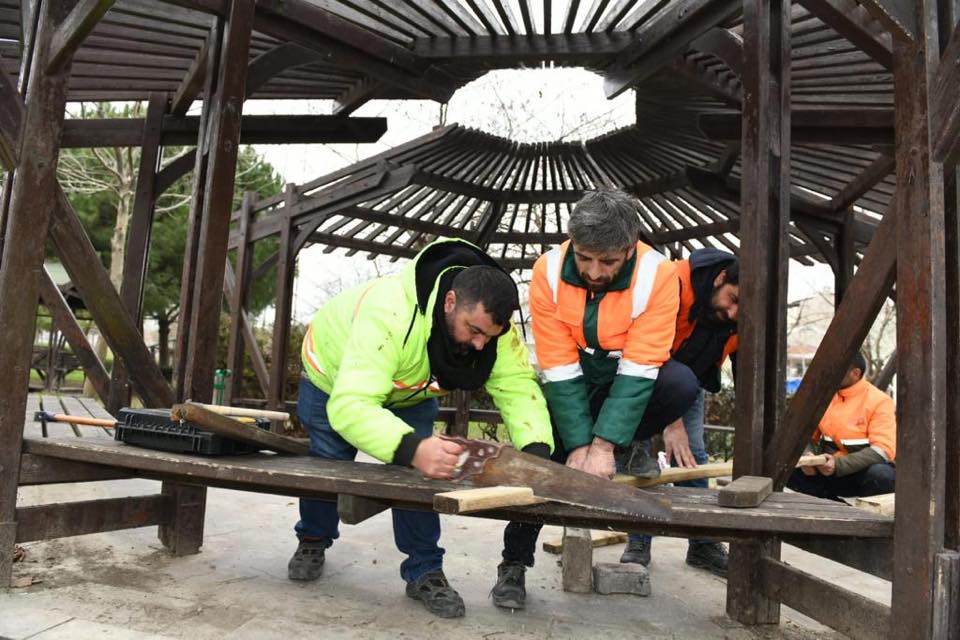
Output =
[
  {"x1": 490, "y1": 561, "x2": 527, "y2": 609},
  {"x1": 624, "y1": 444, "x2": 660, "y2": 479},
  {"x1": 287, "y1": 540, "x2": 326, "y2": 581},
  {"x1": 405, "y1": 570, "x2": 466, "y2": 618},
  {"x1": 686, "y1": 541, "x2": 728, "y2": 578},
  {"x1": 619, "y1": 537, "x2": 652, "y2": 566}
]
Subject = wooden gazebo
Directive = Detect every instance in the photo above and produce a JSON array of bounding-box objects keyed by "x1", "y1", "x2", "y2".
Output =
[{"x1": 0, "y1": 1, "x2": 957, "y2": 638}]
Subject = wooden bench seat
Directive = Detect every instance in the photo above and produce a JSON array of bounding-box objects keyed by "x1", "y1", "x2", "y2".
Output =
[{"x1": 20, "y1": 436, "x2": 894, "y2": 541}]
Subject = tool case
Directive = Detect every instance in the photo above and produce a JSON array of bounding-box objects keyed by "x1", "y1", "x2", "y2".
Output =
[{"x1": 113, "y1": 407, "x2": 270, "y2": 456}]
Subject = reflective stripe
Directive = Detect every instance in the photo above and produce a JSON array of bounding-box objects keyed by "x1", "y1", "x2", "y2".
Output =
[
  {"x1": 631, "y1": 249, "x2": 668, "y2": 318},
  {"x1": 607, "y1": 350, "x2": 623, "y2": 359},
  {"x1": 617, "y1": 359, "x2": 659, "y2": 379},
  {"x1": 302, "y1": 325, "x2": 325, "y2": 375},
  {"x1": 871, "y1": 445, "x2": 890, "y2": 461},
  {"x1": 545, "y1": 246, "x2": 562, "y2": 304},
  {"x1": 393, "y1": 378, "x2": 442, "y2": 393},
  {"x1": 542, "y1": 362, "x2": 583, "y2": 382},
  {"x1": 840, "y1": 438, "x2": 871, "y2": 447}
]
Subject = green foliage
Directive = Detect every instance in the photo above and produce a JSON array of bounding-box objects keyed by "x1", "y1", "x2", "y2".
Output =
[{"x1": 703, "y1": 386, "x2": 736, "y2": 461}]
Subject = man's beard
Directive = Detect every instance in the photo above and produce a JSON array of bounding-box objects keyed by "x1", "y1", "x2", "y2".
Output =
[
  {"x1": 446, "y1": 316, "x2": 473, "y2": 355},
  {"x1": 581, "y1": 274, "x2": 610, "y2": 292}
]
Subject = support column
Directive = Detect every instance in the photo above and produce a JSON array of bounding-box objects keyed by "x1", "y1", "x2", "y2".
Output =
[
  {"x1": 108, "y1": 91, "x2": 167, "y2": 414},
  {"x1": 224, "y1": 191, "x2": 256, "y2": 405},
  {"x1": 726, "y1": 0, "x2": 790, "y2": 626},
  {"x1": 267, "y1": 184, "x2": 296, "y2": 430},
  {"x1": 0, "y1": 0, "x2": 74, "y2": 587},
  {"x1": 890, "y1": 1, "x2": 949, "y2": 636},
  {"x1": 834, "y1": 211, "x2": 856, "y2": 307}
]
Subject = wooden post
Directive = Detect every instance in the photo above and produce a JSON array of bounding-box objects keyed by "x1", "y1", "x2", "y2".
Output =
[
  {"x1": 834, "y1": 211, "x2": 856, "y2": 307},
  {"x1": 108, "y1": 91, "x2": 168, "y2": 414},
  {"x1": 450, "y1": 390, "x2": 471, "y2": 438},
  {"x1": 224, "y1": 191, "x2": 256, "y2": 404},
  {"x1": 727, "y1": 0, "x2": 790, "y2": 626},
  {"x1": 267, "y1": 184, "x2": 296, "y2": 431},
  {"x1": 0, "y1": 0, "x2": 73, "y2": 587},
  {"x1": 890, "y1": 1, "x2": 950, "y2": 636}
]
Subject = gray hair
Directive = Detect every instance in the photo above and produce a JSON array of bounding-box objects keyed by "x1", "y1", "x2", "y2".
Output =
[{"x1": 567, "y1": 188, "x2": 642, "y2": 251}]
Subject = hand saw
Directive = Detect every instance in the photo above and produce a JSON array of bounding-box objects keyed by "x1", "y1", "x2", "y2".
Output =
[{"x1": 441, "y1": 436, "x2": 671, "y2": 522}]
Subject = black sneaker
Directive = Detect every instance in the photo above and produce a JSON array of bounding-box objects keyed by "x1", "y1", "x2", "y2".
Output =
[
  {"x1": 490, "y1": 561, "x2": 526, "y2": 609},
  {"x1": 619, "y1": 538, "x2": 651, "y2": 566},
  {"x1": 287, "y1": 540, "x2": 326, "y2": 581},
  {"x1": 624, "y1": 444, "x2": 661, "y2": 479},
  {"x1": 686, "y1": 541, "x2": 728, "y2": 578},
  {"x1": 405, "y1": 570, "x2": 466, "y2": 618}
]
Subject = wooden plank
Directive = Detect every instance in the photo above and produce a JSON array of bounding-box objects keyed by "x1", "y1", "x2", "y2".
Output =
[
  {"x1": 783, "y1": 535, "x2": 893, "y2": 580},
  {"x1": 222, "y1": 264, "x2": 271, "y2": 397},
  {"x1": 727, "y1": 0, "x2": 791, "y2": 625},
  {"x1": 542, "y1": 530, "x2": 628, "y2": 554},
  {"x1": 931, "y1": 19, "x2": 960, "y2": 166},
  {"x1": 58, "y1": 394, "x2": 112, "y2": 438},
  {"x1": 337, "y1": 494, "x2": 389, "y2": 525},
  {"x1": 719, "y1": 476, "x2": 773, "y2": 508},
  {"x1": 46, "y1": 0, "x2": 116, "y2": 73},
  {"x1": 433, "y1": 486, "x2": 546, "y2": 514},
  {"x1": 858, "y1": 0, "x2": 917, "y2": 43},
  {"x1": 0, "y1": 49, "x2": 23, "y2": 170},
  {"x1": 603, "y1": 0, "x2": 741, "y2": 98},
  {"x1": 0, "y1": 0, "x2": 73, "y2": 588},
  {"x1": 169, "y1": 27, "x2": 211, "y2": 116},
  {"x1": 561, "y1": 527, "x2": 593, "y2": 593},
  {"x1": 37, "y1": 266, "x2": 110, "y2": 403},
  {"x1": 23, "y1": 394, "x2": 43, "y2": 439},
  {"x1": 19, "y1": 453, "x2": 130, "y2": 485},
  {"x1": 15, "y1": 494, "x2": 169, "y2": 543},
  {"x1": 760, "y1": 556, "x2": 890, "y2": 640},
  {"x1": 268, "y1": 189, "x2": 295, "y2": 428},
  {"x1": 171, "y1": 402, "x2": 309, "y2": 455},
  {"x1": 932, "y1": 551, "x2": 960, "y2": 640},
  {"x1": 796, "y1": 0, "x2": 893, "y2": 70},
  {"x1": 224, "y1": 193, "x2": 254, "y2": 405},
  {"x1": 855, "y1": 492, "x2": 895, "y2": 516}
]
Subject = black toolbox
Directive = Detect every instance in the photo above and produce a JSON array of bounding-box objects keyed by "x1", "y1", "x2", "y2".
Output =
[{"x1": 113, "y1": 407, "x2": 270, "y2": 456}]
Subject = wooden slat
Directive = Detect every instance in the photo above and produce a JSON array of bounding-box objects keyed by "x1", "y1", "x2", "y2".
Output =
[
  {"x1": 46, "y1": 0, "x2": 116, "y2": 73},
  {"x1": 19, "y1": 453, "x2": 130, "y2": 484},
  {"x1": 169, "y1": 26, "x2": 211, "y2": 116},
  {"x1": 15, "y1": 494, "x2": 169, "y2": 543},
  {"x1": 931, "y1": 19, "x2": 960, "y2": 166},
  {"x1": 542, "y1": 530, "x2": 628, "y2": 554},
  {"x1": 433, "y1": 486, "x2": 546, "y2": 514},
  {"x1": 337, "y1": 494, "x2": 389, "y2": 525},
  {"x1": 23, "y1": 393, "x2": 44, "y2": 440},
  {"x1": 796, "y1": 0, "x2": 893, "y2": 70},
  {"x1": 858, "y1": 0, "x2": 917, "y2": 43},
  {"x1": 0, "y1": 49, "x2": 23, "y2": 170},
  {"x1": 784, "y1": 535, "x2": 893, "y2": 580},
  {"x1": 171, "y1": 402, "x2": 309, "y2": 455},
  {"x1": 760, "y1": 556, "x2": 890, "y2": 640}
]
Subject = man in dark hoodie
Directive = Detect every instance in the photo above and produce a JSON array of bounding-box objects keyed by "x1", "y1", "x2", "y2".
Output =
[
  {"x1": 291, "y1": 238, "x2": 553, "y2": 619},
  {"x1": 619, "y1": 248, "x2": 739, "y2": 577}
]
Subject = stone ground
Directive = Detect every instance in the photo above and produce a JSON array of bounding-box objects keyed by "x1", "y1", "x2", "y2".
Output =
[{"x1": 4, "y1": 472, "x2": 890, "y2": 639}]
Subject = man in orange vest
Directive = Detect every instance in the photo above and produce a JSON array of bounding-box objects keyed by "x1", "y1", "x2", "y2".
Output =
[
  {"x1": 619, "y1": 248, "x2": 739, "y2": 578},
  {"x1": 489, "y1": 188, "x2": 700, "y2": 610},
  {"x1": 787, "y1": 352, "x2": 896, "y2": 500}
]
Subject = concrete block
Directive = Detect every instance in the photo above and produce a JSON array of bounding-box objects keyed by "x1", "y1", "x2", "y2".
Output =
[
  {"x1": 592, "y1": 562, "x2": 651, "y2": 596},
  {"x1": 561, "y1": 527, "x2": 593, "y2": 593}
]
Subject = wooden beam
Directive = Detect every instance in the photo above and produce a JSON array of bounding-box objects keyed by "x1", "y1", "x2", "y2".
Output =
[
  {"x1": 859, "y1": 0, "x2": 917, "y2": 43},
  {"x1": 223, "y1": 262, "x2": 271, "y2": 397},
  {"x1": 414, "y1": 31, "x2": 631, "y2": 65},
  {"x1": 433, "y1": 486, "x2": 546, "y2": 514},
  {"x1": 171, "y1": 402, "x2": 310, "y2": 455},
  {"x1": 783, "y1": 535, "x2": 893, "y2": 580},
  {"x1": 16, "y1": 495, "x2": 170, "y2": 543},
  {"x1": 796, "y1": 0, "x2": 893, "y2": 70},
  {"x1": 603, "y1": 0, "x2": 741, "y2": 98},
  {"x1": 155, "y1": 150, "x2": 197, "y2": 195},
  {"x1": 245, "y1": 41, "x2": 324, "y2": 96},
  {"x1": 224, "y1": 192, "x2": 255, "y2": 404},
  {"x1": 59, "y1": 115, "x2": 389, "y2": 147},
  {"x1": 760, "y1": 556, "x2": 891, "y2": 640},
  {"x1": 698, "y1": 109, "x2": 895, "y2": 145},
  {"x1": 689, "y1": 27, "x2": 744, "y2": 76},
  {"x1": 765, "y1": 209, "x2": 897, "y2": 486},
  {"x1": 48, "y1": 187, "x2": 175, "y2": 407},
  {"x1": 19, "y1": 453, "x2": 131, "y2": 485},
  {"x1": 890, "y1": 1, "x2": 949, "y2": 634},
  {"x1": 727, "y1": 0, "x2": 790, "y2": 626},
  {"x1": 828, "y1": 154, "x2": 895, "y2": 212},
  {"x1": 931, "y1": 19, "x2": 960, "y2": 166},
  {"x1": 169, "y1": 28, "x2": 211, "y2": 116},
  {"x1": 46, "y1": 0, "x2": 115, "y2": 74},
  {"x1": 37, "y1": 266, "x2": 110, "y2": 403},
  {"x1": 268, "y1": 188, "x2": 296, "y2": 425},
  {"x1": 337, "y1": 494, "x2": 389, "y2": 525},
  {"x1": 0, "y1": 0, "x2": 73, "y2": 588},
  {"x1": 0, "y1": 55, "x2": 23, "y2": 170}
]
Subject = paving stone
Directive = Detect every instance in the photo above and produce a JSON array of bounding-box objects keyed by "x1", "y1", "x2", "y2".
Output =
[{"x1": 592, "y1": 561, "x2": 651, "y2": 596}]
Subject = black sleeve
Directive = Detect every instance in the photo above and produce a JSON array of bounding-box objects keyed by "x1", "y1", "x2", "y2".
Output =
[{"x1": 522, "y1": 442, "x2": 551, "y2": 459}]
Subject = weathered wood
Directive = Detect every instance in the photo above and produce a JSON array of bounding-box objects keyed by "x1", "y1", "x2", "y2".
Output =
[
  {"x1": 19, "y1": 453, "x2": 130, "y2": 485},
  {"x1": 171, "y1": 402, "x2": 309, "y2": 455},
  {"x1": 337, "y1": 494, "x2": 389, "y2": 525},
  {"x1": 193, "y1": 403, "x2": 289, "y2": 421},
  {"x1": 0, "y1": 54, "x2": 23, "y2": 170},
  {"x1": 22, "y1": 437, "x2": 897, "y2": 539},
  {"x1": 169, "y1": 27, "x2": 211, "y2": 116},
  {"x1": 932, "y1": 551, "x2": 960, "y2": 640},
  {"x1": 797, "y1": 0, "x2": 893, "y2": 69},
  {"x1": 603, "y1": 0, "x2": 742, "y2": 98},
  {"x1": 760, "y1": 556, "x2": 890, "y2": 640},
  {"x1": 931, "y1": 19, "x2": 960, "y2": 166},
  {"x1": 855, "y1": 493, "x2": 896, "y2": 516},
  {"x1": 783, "y1": 535, "x2": 893, "y2": 580},
  {"x1": 698, "y1": 109, "x2": 895, "y2": 145},
  {"x1": 433, "y1": 486, "x2": 545, "y2": 514},
  {"x1": 858, "y1": 0, "x2": 917, "y2": 43},
  {"x1": 181, "y1": 0, "x2": 255, "y2": 403},
  {"x1": 766, "y1": 209, "x2": 897, "y2": 488},
  {"x1": 15, "y1": 494, "x2": 169, "y2": 543},
  {"x1": 48, "y1": 187, "x2": 175, "y2": 407},
  {"x1": 37, "y1": 266, "x2": 110, "y2": 402},
  {"x1": 728, "y1": 0, "x2": 791, "y2": 625},
  {"x1": 224, "y1": 192, "x2": 253, "y2": 404},
  {"x1": 449, "y1": 390, "x2": 470, "y2": 438},
  {"x1": 109, "y1": 91, "x2": 168, "y2": 414},
  {"x1": 223, "y1": 263, "x2": 271, "y2": 397},
  {"x1": 890, "y1": 2, "x2": 949, "y2": 637},
  {"x1": 46, "y1": 0, "x2": 116, "y2": 74},
  {"x1": 718, "y1": 476, "x2": 773, "y2": 508},
  {"x1": 561, "y1": 527, "x2": 593, "y2": 593},
  {"x1": 829, "y1": 154, "x2": 895, "y2": 212},
  {"x1": 615, "y1": 462, "x2": 733, "y2": 487},
  {"x1": 542, "y1": 530, "x2": 628, "y2": 554},
  {"x1": 0, "y1": 0, "x2": 74, "y2": 588},
  {"x1": 267, "y1": 187, "x2": 296, "y2": 429},
  {"x1": 158, "y1": 482, "x2": 206, "y2": 556}
]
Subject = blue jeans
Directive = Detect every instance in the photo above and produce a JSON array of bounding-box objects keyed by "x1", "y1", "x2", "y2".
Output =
[
  {"x1": 294, "y1": 377, "x2": 444, "y2": 583},
  {"x1": 627, "y1": 388, "x2": 709, "y2": 548}
]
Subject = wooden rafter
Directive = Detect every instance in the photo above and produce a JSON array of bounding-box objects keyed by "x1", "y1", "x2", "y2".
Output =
[
  {"x1": 796, "y1": 0, "x2": 893, "y2": 70},
  {"x1": 46, "y1": 0, "x2": 116, "y2": 73}
]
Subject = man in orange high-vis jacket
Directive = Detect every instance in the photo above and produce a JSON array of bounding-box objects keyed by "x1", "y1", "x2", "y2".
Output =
[
  {"x1": 787, "y1": 351, "x2": 896, "y2": 500},
  {"x1": 620, "y1": 248, "x2": 739, "y2": 578},
  {"x1": 488, "y1": 188, "x2": 699, "y2": 611}
]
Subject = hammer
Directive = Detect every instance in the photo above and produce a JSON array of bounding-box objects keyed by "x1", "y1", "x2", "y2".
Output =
[{"x1": 34, "y1": 410, "x2": 116, "y2": 429}]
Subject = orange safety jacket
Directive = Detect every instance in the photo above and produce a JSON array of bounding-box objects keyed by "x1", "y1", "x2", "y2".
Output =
[
  {"x1": 530, "y1": 240, "x2": 679, "y2": 449},
  {"x1": 673, "y1": 259, "x2": 739, "y2": 361},
  {"x1": 813, "y1": 377, "x2": 896, "y2": 462}
]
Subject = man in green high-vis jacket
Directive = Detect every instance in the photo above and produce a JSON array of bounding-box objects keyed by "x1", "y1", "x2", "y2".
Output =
[{"x1": 290, "y1": 238, "x2": 553, "y2": 619}]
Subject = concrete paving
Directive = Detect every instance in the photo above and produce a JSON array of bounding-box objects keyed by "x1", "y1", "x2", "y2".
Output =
[{"x1": 4, "y1": 473, "x2": 890, "y2": 639}]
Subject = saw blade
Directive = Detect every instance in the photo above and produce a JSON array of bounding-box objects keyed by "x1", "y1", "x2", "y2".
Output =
[{"x1": 470, "y1": 446, "x2": 671, "y2": 522}]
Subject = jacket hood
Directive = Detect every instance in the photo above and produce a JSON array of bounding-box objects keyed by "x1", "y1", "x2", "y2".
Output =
[{"x1": 404, "y1": 238, "x2": 512, "y2": 313}]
